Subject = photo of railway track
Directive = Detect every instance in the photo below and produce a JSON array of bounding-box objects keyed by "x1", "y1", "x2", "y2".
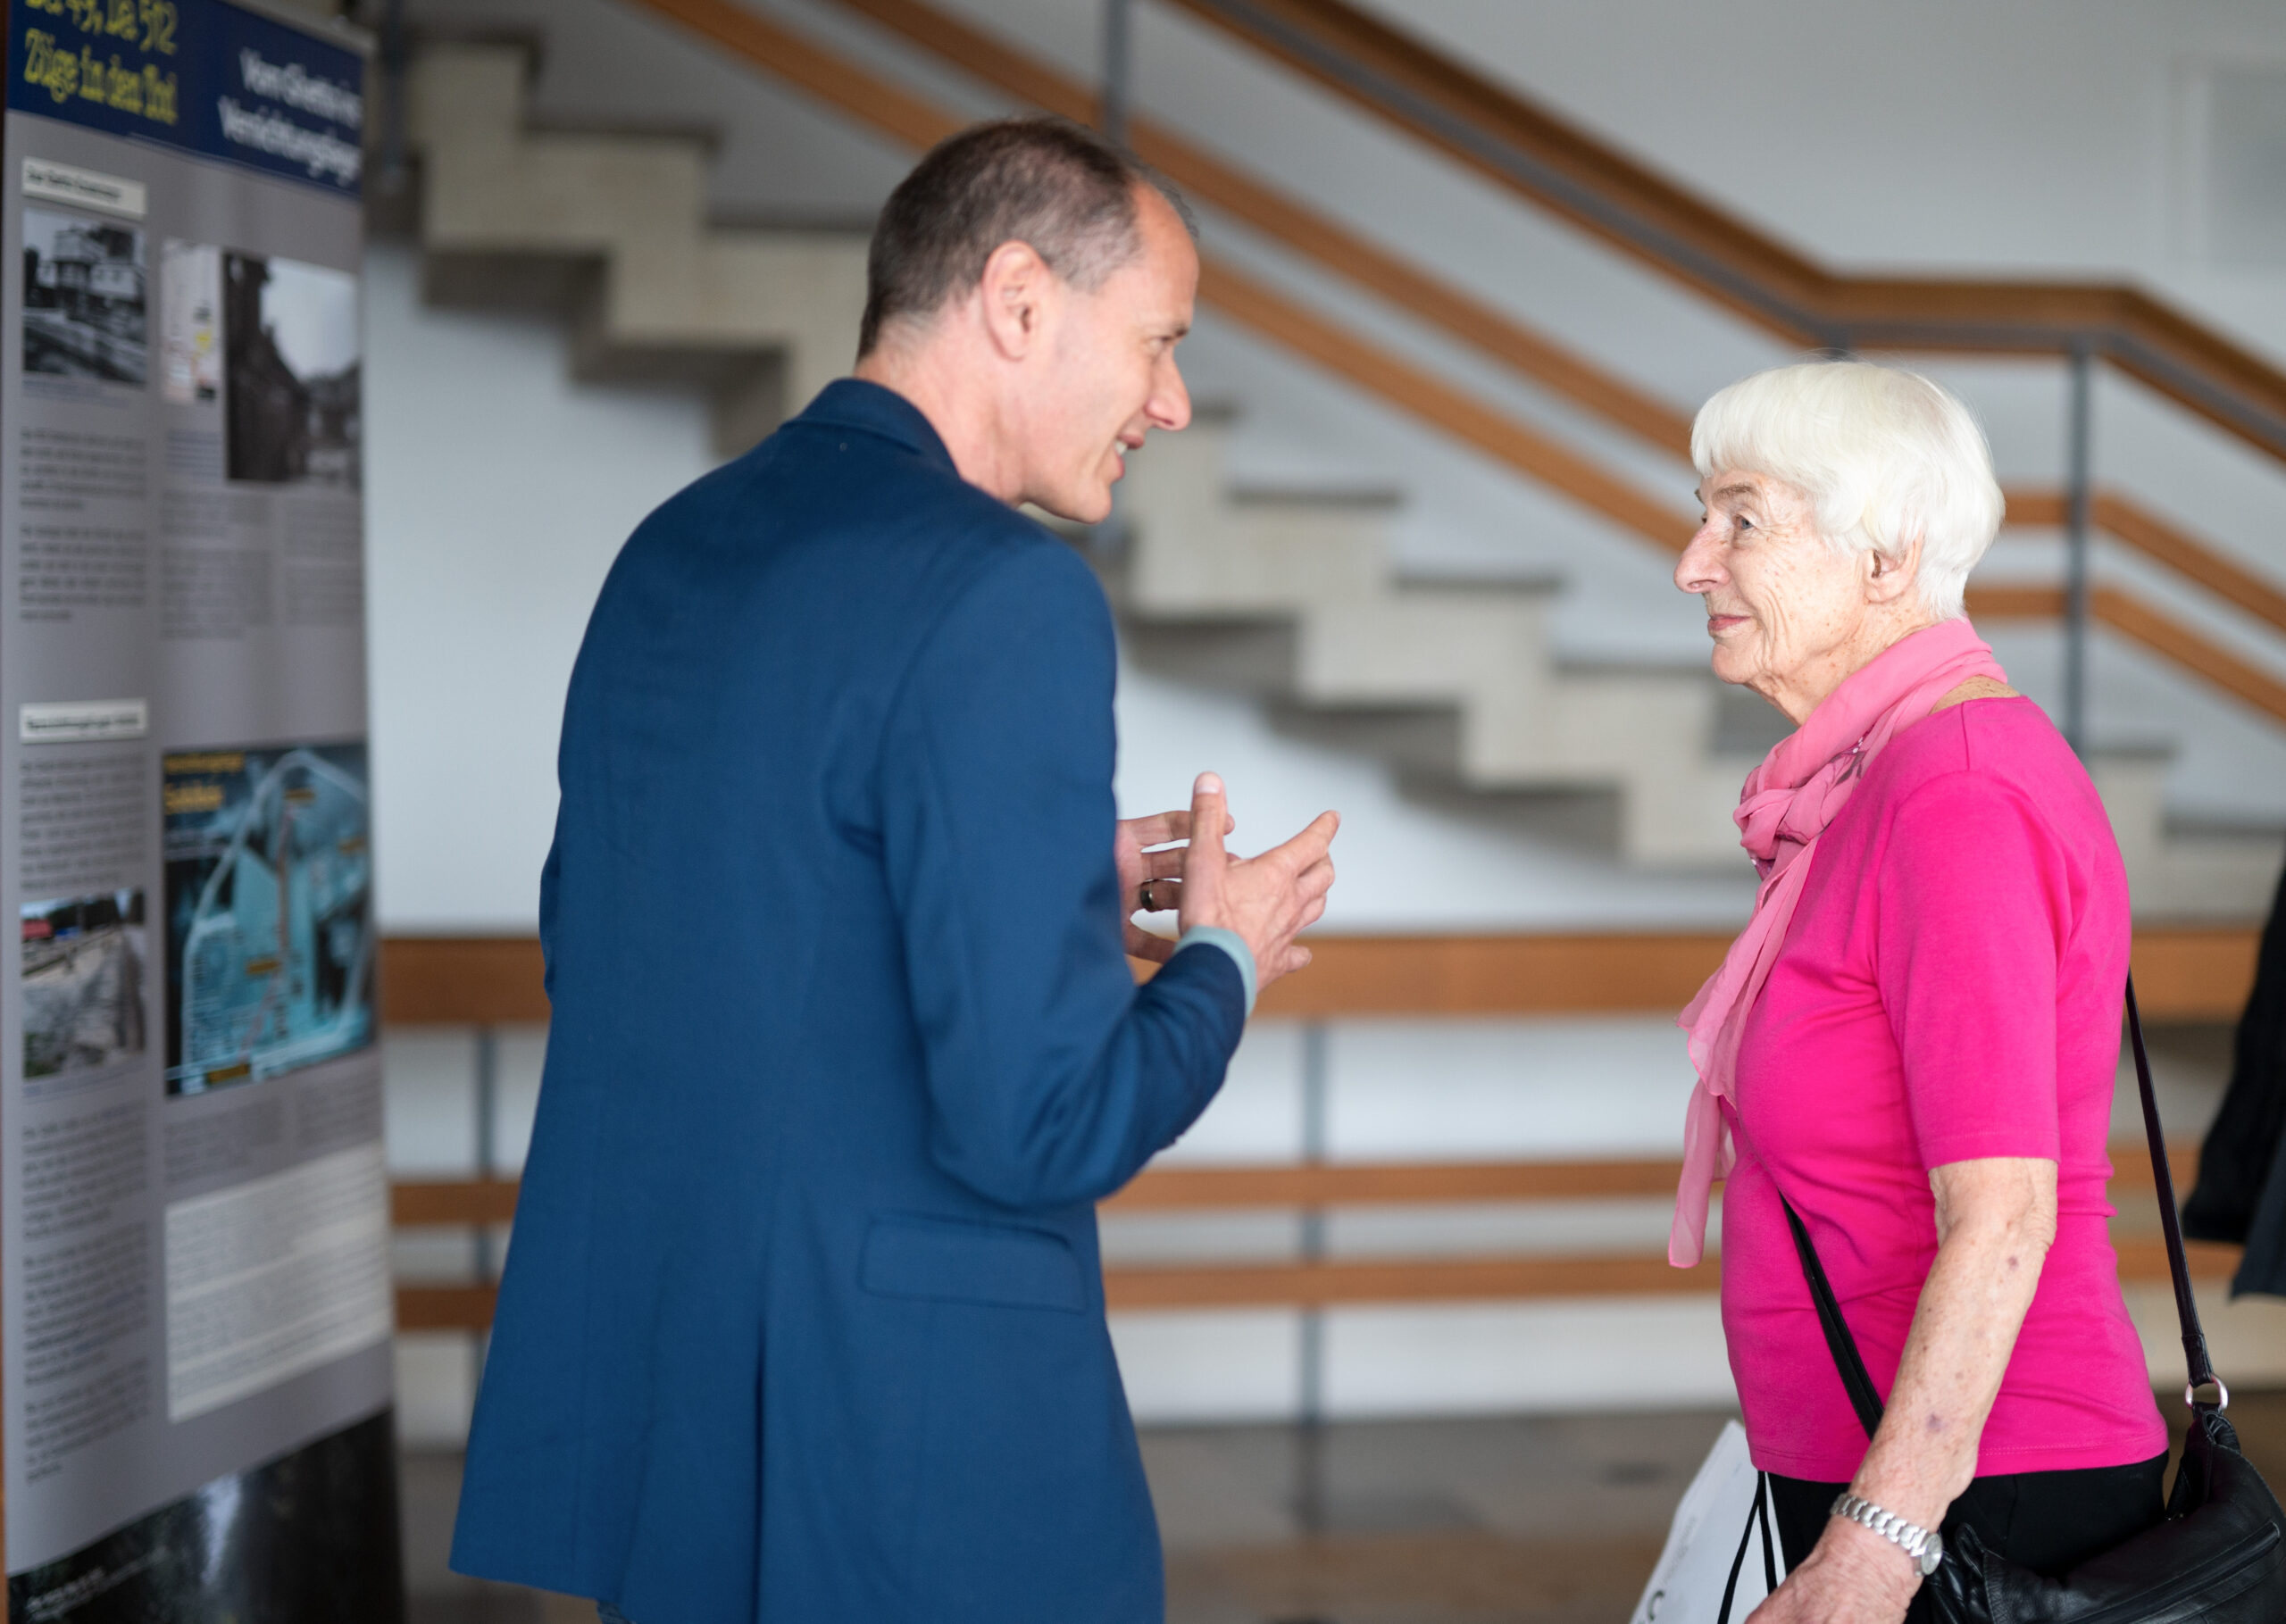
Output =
[{"x1": 21, "y1": 889, "x2": 147, "y2": 1080}]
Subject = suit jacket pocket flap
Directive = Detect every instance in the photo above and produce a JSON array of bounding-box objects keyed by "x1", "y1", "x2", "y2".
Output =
[{"x1": 861, "y1": 1216, "x2": 1086, "y2": 1313}]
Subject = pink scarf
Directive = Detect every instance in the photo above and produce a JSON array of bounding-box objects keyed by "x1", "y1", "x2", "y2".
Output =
[{"x1": 1669, "y1": 619, "x2": 2009, "y2": 1267}]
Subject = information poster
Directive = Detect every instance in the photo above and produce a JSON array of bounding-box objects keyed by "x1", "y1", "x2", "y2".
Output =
[{"x1": 0, "y1": 2, "x2": 398, "y2": 1618}]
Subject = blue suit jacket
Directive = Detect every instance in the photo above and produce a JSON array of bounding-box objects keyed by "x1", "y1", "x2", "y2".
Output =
[{"x1": 449, "y1": 380, "x2": 1248, "y2": 1622}]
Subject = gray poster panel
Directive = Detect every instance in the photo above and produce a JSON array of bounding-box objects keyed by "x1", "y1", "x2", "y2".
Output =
[{"x1": 0, "y1": 0, "x2": 389, "y2": 1584}]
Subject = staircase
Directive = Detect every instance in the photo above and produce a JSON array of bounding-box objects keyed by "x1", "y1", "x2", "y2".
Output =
[
  {"x1": 407, "y1": 46, "x2": 867, "y2": 455},
  {"x1": 404, "y1": 40, "x2": 2283, "y2": 908},
  {"x1": 1114, "y1": 417, "x2": 1758, "y2": 862}
]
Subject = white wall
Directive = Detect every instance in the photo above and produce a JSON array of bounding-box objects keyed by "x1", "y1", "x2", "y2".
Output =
[{"x1": 364, "y1": 240, "x2": 715, "y2": 930}]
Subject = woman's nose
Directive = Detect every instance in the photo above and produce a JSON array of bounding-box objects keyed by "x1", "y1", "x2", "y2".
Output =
[{"x1": 1675, "y1": 524, "x2": 1724, "y2": 595}]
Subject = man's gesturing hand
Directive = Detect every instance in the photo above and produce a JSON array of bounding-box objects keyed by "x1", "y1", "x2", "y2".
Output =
[
  {"x1": 1177, "y1": 773, "x2": 1338, "y2": 988},
  {"x1": 1115, "y1": 805, "x2": 1232, "y2": 963}
]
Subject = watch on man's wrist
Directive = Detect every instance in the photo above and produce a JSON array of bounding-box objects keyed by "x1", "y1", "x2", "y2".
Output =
[{"x1": 1831, "y1": 1492, "x2": 1945, "y2": 1578}]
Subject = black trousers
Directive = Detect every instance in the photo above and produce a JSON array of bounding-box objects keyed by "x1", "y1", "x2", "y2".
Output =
[{"x1": 1769, "y1": 1453, "x2": 2167, "y2": 1615}]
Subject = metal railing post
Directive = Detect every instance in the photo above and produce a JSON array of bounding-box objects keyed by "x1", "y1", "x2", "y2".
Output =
[
  {"x1": 2064, "y1": 341, "x2": 2095, "y2": 756},
  {"x1": 470, "y1": 1024, "x2": 500, "y2": 1405},
  {"x1": 1294, "y1": 1020, "x2": 1330, "y2": 1532},
  {"x1": 379, "y1": 0, "x2": 408, "y2": 194},
  {"x1": 1101, "y1": 0, "x2": 1134, "y2": 147}
]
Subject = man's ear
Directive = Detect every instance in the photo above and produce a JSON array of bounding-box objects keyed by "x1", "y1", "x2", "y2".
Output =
[
  {"x1": 1864, "y1": 536, "x2": 1924, "y2": 605},
  {"x1": 977, "y1": 239, "x2": 1053, "y2": 361}
]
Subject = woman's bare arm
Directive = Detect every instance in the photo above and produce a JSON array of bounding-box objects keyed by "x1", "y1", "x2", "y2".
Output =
[
  {"x1": 1750, "y1": 1156, "x2": 2057, "y2": 1624},
  {"x1": 1856, "y1": 1156, "x2": 2058, "y2": 1521}
]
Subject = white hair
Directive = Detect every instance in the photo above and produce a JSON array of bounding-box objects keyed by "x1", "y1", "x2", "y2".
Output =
[{"x1": 1689, "y1": 361, "x2": 2004, "y2": 620}]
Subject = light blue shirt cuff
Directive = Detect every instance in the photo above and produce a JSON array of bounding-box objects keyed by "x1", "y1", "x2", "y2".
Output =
[{"x1": 1175, "y1": 926, "x2": 1256, "y2": 1017}]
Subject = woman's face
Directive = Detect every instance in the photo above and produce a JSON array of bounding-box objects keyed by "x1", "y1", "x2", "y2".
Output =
[{"x1": 1675, "y1": 469, "x2": 1913, "y2": 723}]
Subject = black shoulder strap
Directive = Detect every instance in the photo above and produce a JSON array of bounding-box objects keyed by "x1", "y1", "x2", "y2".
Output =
[
  {"x1": 1783, "y1": 974, "x2": 2216, "y2": 1439},
  {"x1": 1781, "y1": 1195, "x2": 1885, "y2": 1439},
  {"x1": 2125, "y1": 976, "x2": 2219, "y2": 1399}
]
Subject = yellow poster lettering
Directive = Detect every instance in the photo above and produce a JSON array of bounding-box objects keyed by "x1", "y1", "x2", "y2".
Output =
[
  {"x1": 21, "y1": 0, "x2": 180, "y2": 128},
  {"x1": 23, "y1": 29, "x2": 79, "y2": 103},
  {"x1": 141, "y1": 63, "x2": 176, "y2": 124},
  {"x1": 138, "y1": 0, "x2": 176, "y2": 54},
  {"x1": 106, "y1": 54, "x2": 142, "y2": 114}
]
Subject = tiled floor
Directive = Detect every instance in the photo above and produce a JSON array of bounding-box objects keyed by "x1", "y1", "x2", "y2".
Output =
[
  {"x1": 403, "y1": 1390, "x2": 2286, "y2": 1622},
  {"x1": 1150, "y1": 1411, "x2": 1728, "y2": 1624}
]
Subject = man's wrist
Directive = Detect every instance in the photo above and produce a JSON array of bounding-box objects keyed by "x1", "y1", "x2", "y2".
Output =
[{"x1": 1175, "y1": 925, "x2": 1256, "y2": 1015}]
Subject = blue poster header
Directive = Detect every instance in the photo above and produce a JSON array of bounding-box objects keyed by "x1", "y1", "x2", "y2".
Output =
[{"x1": 10, "y1": 0, "x2": 363, "y2": 196}]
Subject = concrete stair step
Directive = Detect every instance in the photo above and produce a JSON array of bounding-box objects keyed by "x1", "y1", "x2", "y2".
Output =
[{"x1": 406, "y1": 45, "x2": 867, "y2": 454}]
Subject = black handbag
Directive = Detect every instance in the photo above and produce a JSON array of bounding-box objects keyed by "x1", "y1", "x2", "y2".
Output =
[{"x1": 1780, "y1": 976, "x2": 2286, "y2": 1623}]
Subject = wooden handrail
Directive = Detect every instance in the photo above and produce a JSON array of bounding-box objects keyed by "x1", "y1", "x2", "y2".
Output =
[
  {"x1": 393, "y1": 1177, "x2": 522, "y2": 1226},
  {"x1": 1107, "y1": 1253, "x2": 1710, "y2": 1307},
  {"x1": 1966, "y1": 583, "x2": 2286, "y2": 726},
  {"x1": 1158, "y1": 0, "x2": 2286, "y2": 466},
  {"x1": 1197, "y1": 258, "x2": 1689, "y2": 546},
  {"x1": 388, "y1": 1142, "x2": 2230, "y2": 1327},
  {"x1": 380, "y1": 937, "x2": 553, "y2": 1025},
  {"x1": 818, "y1": 0, "x2": 1695, "y2": 455},
  {"x1": 1108, "y1": 1158, "x2": 1683, "y2": 1208},
  {"x1": 398, "y1": 1284, "x2": 498, "y2": 1332},
  {"x1": 381, "y1": 1144, "x2": 2199, "y2": 1228},
  {"x1": 2003, "y1": 488, "x2": 2286, "y2": 642},
  {"x1": 1110, "y1": 1145, "x2": 2201, "y2": 1209},
  {"x1": 377, "y1": 929, "x2": 2261, "y2": 1026},
  {"x1": 628, "y1": 0, "x2": 960, "y2": 150},
  {"x1": 621, "y1": 0, "x2": 1690, "y2": 553},
  {"x1": 1100, "y1": 1241, "x2": 2244, "y2": 1308},
  {"x1": 396, "y1": 1239, "x2": 2241, "y2": 1326},
  {"x1": 2092, "y1": 588, "x2": 2286, "y2": 725}
]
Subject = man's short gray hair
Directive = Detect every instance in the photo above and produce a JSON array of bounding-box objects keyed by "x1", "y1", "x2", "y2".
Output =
[
  {"x1": 859, "y1": 115, "x2": 1195, "y2": 356},
  {"x1": 1690, "y1": 361, "x2": 2004, "y2": 620}
]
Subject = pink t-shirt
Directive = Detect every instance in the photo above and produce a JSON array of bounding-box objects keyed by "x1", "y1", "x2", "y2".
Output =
[{"x1": 1723, "y1": 695, "x2": 2166, "y2": 1481}]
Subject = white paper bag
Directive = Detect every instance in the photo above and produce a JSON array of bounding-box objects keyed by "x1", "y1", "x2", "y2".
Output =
[{"x1": 1631, "y1": 1420, "x2": 1777, "y2": 1624}]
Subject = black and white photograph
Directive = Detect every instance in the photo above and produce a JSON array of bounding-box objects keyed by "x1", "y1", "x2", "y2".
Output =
[
  {"x1": 21, "y1": 888, "x2": 147, "y2": 1080},
  {"x1": 22, "y1": 207, "x2": 147, "y2": 387},
  {"x1": 224, "y1": 250, "x2": 360, "y2": 488}
]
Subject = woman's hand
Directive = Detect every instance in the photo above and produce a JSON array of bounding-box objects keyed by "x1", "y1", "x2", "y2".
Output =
[
  {"x1": 1114, "y1": 805, "x2": 1231, "y2": 962},
  {"x1": 1748, "y1": 1519, "x2": 1920, "y2": 1624}
]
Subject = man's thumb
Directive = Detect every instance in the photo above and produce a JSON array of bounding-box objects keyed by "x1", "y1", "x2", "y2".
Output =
[{"x1": 1187, "y1": 772, "x2": 1229, "y2": 873}]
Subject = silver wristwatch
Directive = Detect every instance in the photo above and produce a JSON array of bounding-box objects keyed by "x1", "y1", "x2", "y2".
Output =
[{"x1": 1831, "y1": 1492, "x2": 1945, "y2": 1577}]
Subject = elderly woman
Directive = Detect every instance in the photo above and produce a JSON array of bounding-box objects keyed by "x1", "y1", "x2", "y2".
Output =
[{"x1": 1670, "y1": 361, "x2": 2167, "y2": 1624}]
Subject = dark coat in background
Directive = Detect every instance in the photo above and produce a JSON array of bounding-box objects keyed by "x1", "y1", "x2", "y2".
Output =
[
  {"x1": 2183, "y1": 862, "x2": 2286, "y2": 1297},
  {"x1": 448, "y1": 380, "x2": 1249, "y2": 1622}
]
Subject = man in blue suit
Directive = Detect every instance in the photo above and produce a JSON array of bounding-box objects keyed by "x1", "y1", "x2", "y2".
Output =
[{"x1": 450, "y1": 117, "x2": 1340, "y2": 1622}]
